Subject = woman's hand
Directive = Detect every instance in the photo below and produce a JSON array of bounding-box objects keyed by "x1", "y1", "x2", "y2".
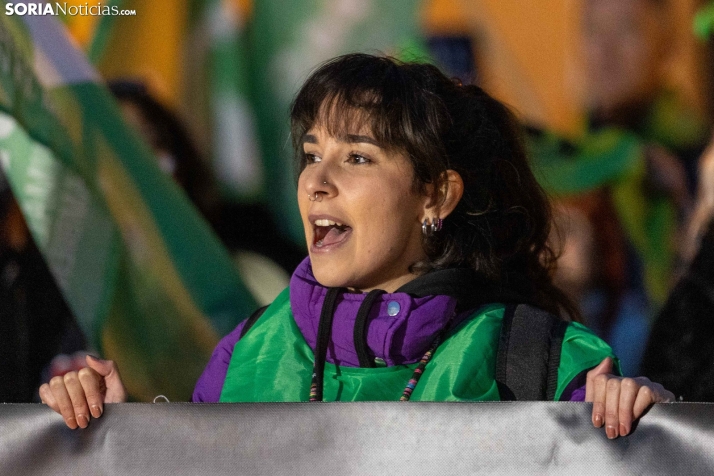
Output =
[
  {"x1": 39, "y1": 355, "x2": 128, "y2": 429},
  {"x1": 585, "y1": 357, "x2": 674, "y2": 439}
]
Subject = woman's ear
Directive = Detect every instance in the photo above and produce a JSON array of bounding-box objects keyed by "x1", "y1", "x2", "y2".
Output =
[{"x1": 426, "y1": 170, "x2": 464, "y2": 220}]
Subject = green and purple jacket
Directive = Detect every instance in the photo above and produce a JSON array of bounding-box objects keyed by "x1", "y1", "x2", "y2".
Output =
[{"x1": 193, "y1": 258, "x2": 617, "y2": 403}]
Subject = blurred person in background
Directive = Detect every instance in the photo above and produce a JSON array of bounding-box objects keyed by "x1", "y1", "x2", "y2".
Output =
[
  {"x1": 549, "y1": 194, "x2": 627, "y2": 329},
  {"x1": 528, "y1": 0, "x2": 708, "y2": 375},
  {"x1": 583, "y1": 0, "x2": 708, "y2": 191},
  {"x1": 527, "y1": 125, "x2": 681, "y2": 376},
  {"x1": 0, "y1": 172, "x2": 86, "y2": 402},
  {"x1": 640, "y1": 134, "x2": 714, "y2": 401},
  {"x1": 108, "y1": 80, "x2": 305, "y2": 305}
]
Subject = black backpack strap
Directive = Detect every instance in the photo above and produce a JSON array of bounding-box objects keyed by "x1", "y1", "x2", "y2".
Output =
[
  {"x1": 239, "y1": 305, "x2": 269, "y2": 339},
  {"x1": 545, "y1": 319, "x2": 568, "y2": 401},
  {"x1": 495, "y1": 304, "x2": 567, "y2": 401}
]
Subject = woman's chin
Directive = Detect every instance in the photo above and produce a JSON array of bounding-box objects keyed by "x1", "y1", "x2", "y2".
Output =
[{"x1": 310, "y1": 265, "x2": 349, "y2": 288}]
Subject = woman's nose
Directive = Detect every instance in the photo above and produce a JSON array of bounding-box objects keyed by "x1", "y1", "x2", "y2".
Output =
[{"x1": 303, "y1": 169, "x2": 337, "y2": 202}]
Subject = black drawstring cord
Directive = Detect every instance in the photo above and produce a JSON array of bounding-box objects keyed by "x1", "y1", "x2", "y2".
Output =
[
  {"x1": 353, "y1": 289, "x2": 385, "y2": 368},
  {"x1": 309, "y1": 286, "x2": 451, "y2": 402},
  {"x1": 309, "y1": 287, "x2": 342, "y2": 402}
]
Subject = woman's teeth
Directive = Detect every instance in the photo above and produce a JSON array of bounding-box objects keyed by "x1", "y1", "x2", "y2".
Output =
[{"x1": 315, "y1": 219, "x2": 343, "y2": 227}]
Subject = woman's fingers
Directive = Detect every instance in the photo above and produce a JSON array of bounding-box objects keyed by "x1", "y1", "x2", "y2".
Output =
[
  {"x1": 629, "y1": 378, "x2": 675, "y2": 420},
  {"x1": 617, "y1": 378, "x2": 640, "y2": 437},
  {"x1": 85, "y1": 355, "x2": 128, "y2": 403},
  {"x1": 63, "y1": 371, "x2": 91, "y2": 429},
  {"x1": 586, "y1": 357, "x2": 615, "y2": 428},
  {"x1": 633, "y1": 384, "x2": 654, "y2": 420},
  {"x1": 585, "y1": 365, "x2": 675, "y2": 439},
  {"x1": 591, "y1": 373, "x2": 609, "y2": 428},
  {"x1": 78, "y1": 367, "x2": 105, "y2": 419},
  {"x1": 39, "y1": 383, "x2": 59, "y2": 412},
  {"x1": 590, "y1": 374, "x2": 675, "y2": 439},
  {"x1": 604, "y1": 377, "x2": 621, "y2": 439},
  {"x1": 39, "y1": 356, "x2": 126, "y2": 430},
  {"x1": 48, "y1": 375, "x2": 80, "y2": 429},
  {"x1": 585, "y1": 357, "x2": 613, "y2": 403}
]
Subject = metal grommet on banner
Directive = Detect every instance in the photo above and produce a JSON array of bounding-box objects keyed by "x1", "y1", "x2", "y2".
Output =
[{"x1": 153, "y1": 395, "x2": 170, "y2": 403}]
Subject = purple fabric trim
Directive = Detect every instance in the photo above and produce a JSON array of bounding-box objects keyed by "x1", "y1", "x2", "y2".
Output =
[
  {"x1": 192, "y1": 320, "x2": 248, "y2": 403},
  {"x1": 560, "y1": 369, "x2": 589, "y2": 402},
  {"x1": 569, "y1": 385, "x2": 587, "y2": 402}
]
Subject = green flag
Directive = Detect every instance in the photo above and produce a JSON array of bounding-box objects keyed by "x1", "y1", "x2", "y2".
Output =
[
  {"x1": 86, "y1": 0, "x2": 125, "y2": 64},
  {"x1": 0, "y1": 8, "x2": 257, "y2": 401},
  {"x1": 183, "y1": 0, "x2": 264, "y2": 201}
]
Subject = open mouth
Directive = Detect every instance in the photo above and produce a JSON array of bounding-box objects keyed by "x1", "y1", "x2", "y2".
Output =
[{"x1": 313, "y1": 218, "x2": 352, "y2": 249}]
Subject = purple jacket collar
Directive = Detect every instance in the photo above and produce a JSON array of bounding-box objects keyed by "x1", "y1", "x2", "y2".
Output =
[{"x1": 290, "y1": 258, "x2": 458, "y2": 367}]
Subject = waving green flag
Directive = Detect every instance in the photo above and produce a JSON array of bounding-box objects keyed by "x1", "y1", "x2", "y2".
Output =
[
  {"x1": 85, "y1": 0, "x2": 125, "y2": 64},
  {"x1": 183, "y1": 0, "x2": 264, "y2": 202},
  {"x1": 0, "y1": 7, "x2": 257, "y2": 401}
]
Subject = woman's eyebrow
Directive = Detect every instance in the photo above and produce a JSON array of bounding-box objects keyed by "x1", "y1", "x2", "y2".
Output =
[
  {"x1": 344, "y1": 134, "x2": 379, "y2": 146},
  {"x1": 302, "y1": 133, "x2": 380, "y2": 146}
]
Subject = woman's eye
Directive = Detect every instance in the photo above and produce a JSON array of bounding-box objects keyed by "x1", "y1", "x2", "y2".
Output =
[
  {"x1": 347, "y1": 153, "x2": 371, "y2": 164},
  {"x1": 304, "y1": 153, "x2": 321, "y2": 164}
]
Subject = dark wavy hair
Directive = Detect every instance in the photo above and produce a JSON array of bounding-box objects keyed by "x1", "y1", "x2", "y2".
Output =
[{"x1": 290, "y1": 53, "x2": 578, "y2": 319}]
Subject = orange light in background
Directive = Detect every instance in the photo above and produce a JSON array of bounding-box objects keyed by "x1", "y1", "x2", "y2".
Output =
[
  {"x1": 422, "y1": 0, "x2": 706, "y2": 137},
  {"x1": 95, "y1": 0, "x2": 188, "y2": 108},
  {"x1": 62, "y1": 0, "x2": 102, "y2": 48},
  {"x1": 421, "y1": 0, "x2": 470, "y2": 35}
]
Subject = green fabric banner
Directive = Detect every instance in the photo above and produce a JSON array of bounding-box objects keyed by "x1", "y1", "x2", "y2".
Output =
[{"x1": 0, "y1": 8, "x2": 257, "y2": 401}]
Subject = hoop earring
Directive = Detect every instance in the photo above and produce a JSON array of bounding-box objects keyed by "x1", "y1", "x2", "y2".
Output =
[{"x1": 422, "y1": 217, "x2": 442, "y2": 237}]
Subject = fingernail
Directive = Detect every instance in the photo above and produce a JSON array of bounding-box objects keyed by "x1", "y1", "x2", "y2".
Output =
[
  {"x1": 77, "y1": 414, "x2": 88, "y2": 428},
  {"x1": 620, "y1": 423, "x2": 629, "y2": 437},
  {"x1": 593, "y1": 414, "x2": 603, "y2": 427},
  {"x1": 66, "y1": 416, "x2": 78, "y2": 430},
  {"x1": 90, "y1": 405, "x2": 102, "y2": 418},
  {"x1": 87, "y1": 354, "x2": 99, "y2": 361},
  {"x1": 606, "y1": 425, "x2": 617, "y2": 439}
]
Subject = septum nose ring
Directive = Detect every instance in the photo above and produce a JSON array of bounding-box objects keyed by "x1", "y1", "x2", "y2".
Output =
[{"x1": 308, "y1": 193, "x2": 323, "y2": 202}]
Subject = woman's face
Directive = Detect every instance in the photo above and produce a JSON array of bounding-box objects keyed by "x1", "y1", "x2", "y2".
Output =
[
  {"x1": 582, "y1": 0, "x2": 666, "y2": 113},
  {"x1": 298, "y1": 125, "x2": 430, "y2": 293}
]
